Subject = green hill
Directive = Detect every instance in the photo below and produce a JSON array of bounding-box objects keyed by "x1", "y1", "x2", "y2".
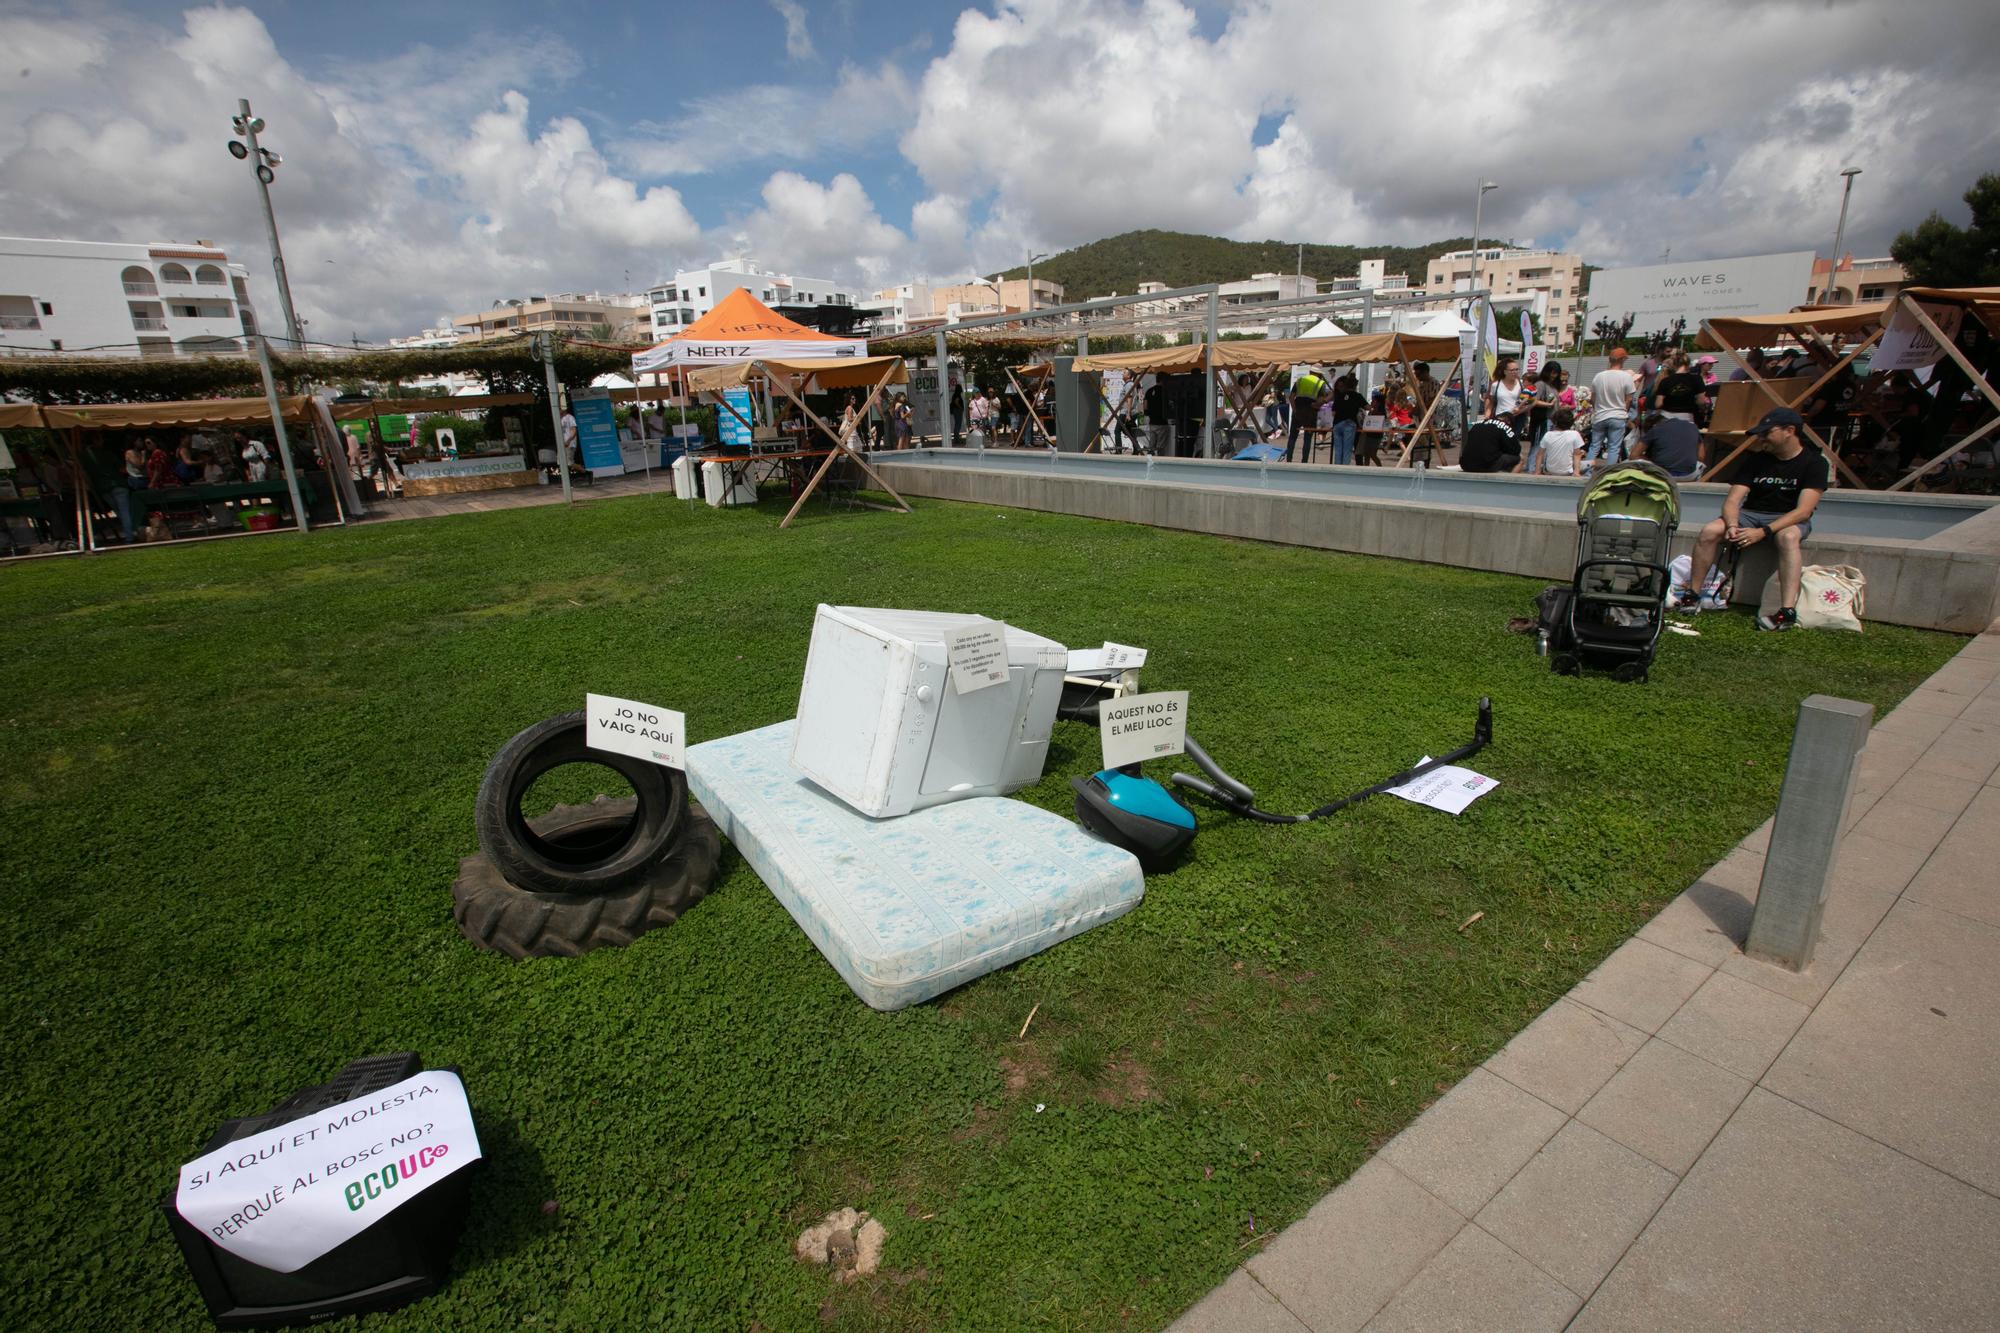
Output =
[{"x1": 994, "y1": 228, "x2": 1506, "y2": 300}]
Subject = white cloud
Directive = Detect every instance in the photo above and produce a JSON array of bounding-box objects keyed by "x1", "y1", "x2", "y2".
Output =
[
  {"x1": 731, "y1": 172, "x2": 912, "y2": 287},
  {"x1": 771, "y1": 0, "x2": 815, "y2": 61}
]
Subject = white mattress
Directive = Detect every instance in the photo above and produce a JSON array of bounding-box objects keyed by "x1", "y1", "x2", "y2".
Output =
[{"x1": 686, "y1": 721, "x2": 1144, "y2": 1010}]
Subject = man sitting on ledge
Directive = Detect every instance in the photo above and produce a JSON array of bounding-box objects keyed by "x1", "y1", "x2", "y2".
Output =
[{"x1": 1674, "y1": 407, "x2": 1828, "y2": 631}]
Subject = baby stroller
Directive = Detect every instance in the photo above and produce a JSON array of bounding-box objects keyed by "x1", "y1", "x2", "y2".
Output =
[{"x1": 1545, "y1": 461, "x2": 1679, "y2": 682}]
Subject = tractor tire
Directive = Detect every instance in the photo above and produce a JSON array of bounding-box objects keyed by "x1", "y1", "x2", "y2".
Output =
[
  {"x1": 474, "y1": 711, "x2": 686, "y2": 896},
  {"x1": 453, "y1": 797, "x2": 721, "y2": 959}
]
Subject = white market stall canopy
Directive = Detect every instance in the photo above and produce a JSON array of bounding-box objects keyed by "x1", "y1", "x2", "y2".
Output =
[{"x1": 632, "y1": 289, "x2": 866, "y2": 372}]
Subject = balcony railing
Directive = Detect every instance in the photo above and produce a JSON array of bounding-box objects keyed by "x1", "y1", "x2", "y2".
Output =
[
  {"x1": 131, "y1": 317, "x2": 167, "y2": 331},
  {"x1": 123, "y1": 281, "x2": 158, "y2": 295},
  {"x1": 0, "y1": 314, "x2": 43, "y2": 330}
]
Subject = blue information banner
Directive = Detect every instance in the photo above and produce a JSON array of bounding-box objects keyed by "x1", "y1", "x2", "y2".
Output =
[
  {"x1": 571, "y1": 390, "x2": 624, "y2": 475},
  {"x1": 717, "y1": 388, "x2": 754, "y2": 449}
]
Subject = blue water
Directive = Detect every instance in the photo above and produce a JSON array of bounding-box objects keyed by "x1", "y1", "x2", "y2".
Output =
[{"x1": 887, "y1": 448, "x2": 1991, "y2": 543}]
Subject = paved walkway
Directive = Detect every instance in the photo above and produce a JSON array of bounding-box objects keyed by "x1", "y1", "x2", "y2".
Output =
[
  {"x1": 354, "y1": 468, "x2": 671, "y2": 523},
  {"x1": 1174, "y1": 625, "x2": 2000, "y2": 1332}
]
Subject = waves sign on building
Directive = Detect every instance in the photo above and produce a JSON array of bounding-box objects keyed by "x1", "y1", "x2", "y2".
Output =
[{"x1": 1586, "y1": 252, "x2": 1815, "y2": 331}]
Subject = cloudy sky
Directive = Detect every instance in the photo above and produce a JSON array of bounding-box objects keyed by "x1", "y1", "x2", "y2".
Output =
[{"x1": 2, "y1": 0, "x2": 1995, "y2": 342}]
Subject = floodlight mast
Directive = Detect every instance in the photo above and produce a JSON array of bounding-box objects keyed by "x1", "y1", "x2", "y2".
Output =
[{"x1": 229, "y1": 97, "x2": 304, "y2": 348}]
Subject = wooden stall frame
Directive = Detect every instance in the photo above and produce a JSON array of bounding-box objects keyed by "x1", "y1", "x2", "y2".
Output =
[{"x1": 1884, "y1": 295, "x2": 2000, "y2": 492}]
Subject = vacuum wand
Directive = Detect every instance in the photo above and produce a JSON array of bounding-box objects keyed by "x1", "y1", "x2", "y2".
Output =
[{"x1": 1170, "y1": 699, "x2": 1493, "y2": 823}]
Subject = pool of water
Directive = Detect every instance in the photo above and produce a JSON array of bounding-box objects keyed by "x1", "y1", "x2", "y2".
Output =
[{"x1": 890, "y1": 448, "x2": 1992, "y2": 544}]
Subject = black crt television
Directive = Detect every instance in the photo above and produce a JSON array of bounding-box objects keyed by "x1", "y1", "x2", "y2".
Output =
[{"x1": 160, "y1": 1052, "x2": 477, "y2": 1330}]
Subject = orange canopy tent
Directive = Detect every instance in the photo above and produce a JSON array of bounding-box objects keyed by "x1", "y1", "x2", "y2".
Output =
[{"x1": 631, "y1": 289, "x2": 866, "y2": 373}]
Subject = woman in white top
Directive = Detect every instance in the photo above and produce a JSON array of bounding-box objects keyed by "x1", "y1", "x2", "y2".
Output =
[{"x1": 1486, "y1": 358, "x2": 1526, "y2": 428}]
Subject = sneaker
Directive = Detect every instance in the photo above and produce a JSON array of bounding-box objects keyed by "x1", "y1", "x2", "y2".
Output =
[
  {"x1": 1670, "y1": 592, "x2": 1702, "y2": 613},
  {"x1": 1698, "y1": 592, "x2": 1728, "y2": 612},
  {"x1": 1757, "y1": 607, "x2": 1799, "y2": 631}
]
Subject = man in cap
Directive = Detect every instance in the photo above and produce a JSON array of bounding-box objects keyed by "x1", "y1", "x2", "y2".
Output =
[{"x1": 1673, "y1": 407, "x2": 1828, "y2": 629}]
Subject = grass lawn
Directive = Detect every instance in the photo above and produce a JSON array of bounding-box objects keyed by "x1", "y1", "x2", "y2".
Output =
[{"x1": 0, "y1": 488, "x2": 1963, "y2": 1330}]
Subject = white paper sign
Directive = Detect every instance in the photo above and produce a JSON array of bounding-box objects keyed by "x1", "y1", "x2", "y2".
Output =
[
  {"x1": 1099, "y1": 690, "x2": 1189, "y2": 769},
  {"x1": 1386, "y1": 757, "x2": 1497, "y2": 815},
  {"x1": 1873, "y1": 301, "x2": 1964, "y2": 372},
  {"x1": 1066, "y1": 641, "x2": 1149, "y2": 673},
  {"x1": 947, "y1": 619, "x2": 1010, "y2": 694},
  {"x1": 175, "y1": 1071, "x2": 481, "y2": 1273},
  {"x1": 586, "y1": 693, "x2": 686, "y2": 769}
]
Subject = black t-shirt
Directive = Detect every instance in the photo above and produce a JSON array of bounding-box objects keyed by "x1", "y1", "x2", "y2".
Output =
[
  {"x1": 1642, "y1": 418, "x2": 1702, "y2": 475},
  {"x1": 1332, "y1": 388, "x2": 1367, "y2": 423},
  {"x1": 1655, "y1": 371, "x2": 1704, "y2": 414},
  {"x1": 1739, "y1": 446, "x2": 1831, "y2": 514},
  {"x1": 1460, "y1": 420, "x2": 1521, "y2": 473}
]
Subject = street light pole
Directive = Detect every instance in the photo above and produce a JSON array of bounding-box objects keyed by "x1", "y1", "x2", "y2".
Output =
[
  {"x1": 230, "y1": 98, "x2": 304, "y2": 348},
  {"x1": 1026, "y1": 251, "x2": 1049, "y2": 314},
  {"x1": 1466, "y1": 180, "x2": 1499, "y2": 432},
  {"x1": 1826, "y1": 167, "x2": 1862, "y2": 304}
]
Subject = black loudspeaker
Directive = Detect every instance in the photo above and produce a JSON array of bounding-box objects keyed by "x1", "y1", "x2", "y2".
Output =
[{"x1": 161, "y1": 1053, "x2": 477, "y2": 1330}]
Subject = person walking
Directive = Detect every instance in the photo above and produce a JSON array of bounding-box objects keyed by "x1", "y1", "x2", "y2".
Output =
[
  {"x1": 949, "y1": 383, "x2": 965, "y2": 445},
  {"x1": 1587, "y1": 347, "x2": 1639, "y2": 470}
]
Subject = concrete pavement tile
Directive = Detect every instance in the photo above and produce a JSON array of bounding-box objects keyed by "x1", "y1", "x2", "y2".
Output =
[
  {"x1": 1740, "y1": 817, "x2": 1773, "y2": 853},
  {"x1": 1847, "y1": 796, "x2": 1959, "y2": 854},
  {"x1": 1960, "y1": 696, "x2": 2000, "y2": 727},
  {"x1": 1168, "y1": 1269, "x2": 1310, "y2": 1333},
  {"x1": 1880, "y1": 767, "x2": 1982, "y2": 821},
  {"x1": 1636, "y1": 879, "x2": 1755, "y2": 968},
  {"x1": 1926, "y1": 656, "x2": 2000, "y2": 693},
  {"x1": 1905, "y1": 791, "x2": 2000, "y2": 927},
  {"x1": 1899, "y1": 688, "x2": 1970, "y2": 719},
  {"x1": 1719, "y1": 881, "x2": 1900, "y2": 1007},
  {"x1": 1379, "y1": 1068, "x2": 1567, "y2": 1218},
  {"x1": 1700, "y1": 846, "x2": 1764, "y2": 895},
  {"x1": 1656, "y1": 971, "x2": 1809, "y2": 1081},
  {"x1": 1869, "y1": 707, "x2": 1954, "y2": 746},
  {"x1": 1763, "y1": 900, "x2": 2000, "y2": 1196},
  {"x1": 1571, "y1": 1089, "x2": 2000, "y2": 1332},
  {"x1": 1244, "y1": 1159, "x2": 1463, "y2": 1333},
  {"x1": 1569, "y1": 938, "x2": 1713, "y2": 1034},
  {"x1": 1576, "y1": 1037, "x2": 1752, "y2": 1175},
  {"x1": 1484, "y1": 999, "x2": 1648, "y2": 1115},
  {"x1": 1475, "y1": 1122, "x2": 1677, "y2": 1298},
  {"x1": 1823, "y1": 828, "x2": 1937, "y2": 898},
  {"x1": 1360, "y1": 1225, "x2": 1579, "y2": 1333},
  {"x1": 1912, "y1": 720, "x2": 2000, "y2": 784}
]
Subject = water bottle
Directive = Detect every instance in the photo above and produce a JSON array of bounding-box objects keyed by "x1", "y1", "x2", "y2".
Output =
[{"x1": 1536, "y1": 628, "x2": 1551, "y2": 657}]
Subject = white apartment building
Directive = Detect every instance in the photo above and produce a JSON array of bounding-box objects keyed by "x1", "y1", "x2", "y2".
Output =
[
  {"x1": 0, "y1": 235, "x2": 262, "y2": 357},
  {"x1": 1424, "y1": 247, "x2": 1583, "y2": 349},
  {"x1": 388, "y1": 322, "x2": 464, "y2": 350},
  {"x1": 859, "y1": 282, "x2": 941, "y2": 337},
  {"x1": 644, "y1": 258, "x2": 860, "y2": 338},
  {"x1": 1325, "y1": 258, "x2": 1412, "y2": 293},
  {"x1": 452, "y1": 292, "x2": 647, "y2": 344}
]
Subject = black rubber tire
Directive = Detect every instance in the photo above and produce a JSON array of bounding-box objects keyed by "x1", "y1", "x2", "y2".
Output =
[
  {"x1": 1551, "y1": 653, "x2": 1581, "y2": 677},
  {"x1": 474, "y1": 711, "x2": 686, "y2": 896},
  {"x1": 453, "y1": 797, "x2": 721, "y2": 959}
]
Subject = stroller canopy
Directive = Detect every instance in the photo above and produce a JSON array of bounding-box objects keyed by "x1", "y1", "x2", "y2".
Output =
[{"x1": 1579, "y1": 460, "x2": 1679, "y2": 529}]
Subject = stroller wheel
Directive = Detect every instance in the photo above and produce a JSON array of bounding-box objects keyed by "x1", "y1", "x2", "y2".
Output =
[
  {"x1": 1613, "y1": 662, "x2": 1648, "y2": 684},
  {"x1": 1551, "y1": 653, "x2": 1580, "y2": 677}
]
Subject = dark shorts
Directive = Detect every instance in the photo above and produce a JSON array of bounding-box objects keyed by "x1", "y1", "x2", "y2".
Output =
[{"x1": 1741, "y1": 509, "x2": 1811, "y2": 542}]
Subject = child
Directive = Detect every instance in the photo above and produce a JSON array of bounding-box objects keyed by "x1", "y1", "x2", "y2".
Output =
[{"x1": 1538, "y1": 407, "x2": 1585, "y2": 477}]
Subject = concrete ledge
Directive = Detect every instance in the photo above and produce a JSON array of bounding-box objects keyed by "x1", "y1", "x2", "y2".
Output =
[{"x1": 879, "y1": 455, "x2": 1999, "y2": 632}]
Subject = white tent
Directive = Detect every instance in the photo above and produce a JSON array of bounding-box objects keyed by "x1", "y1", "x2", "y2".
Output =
[
  {"x1": 631, "y1": 289, "x2": 865, "y2": 374},
  {"x1": 591, "y1": 372, "x2": 636, "y2": 390},
  {"x1": 1299, "y1": 317, "x2": 1346, "y2": 339}
]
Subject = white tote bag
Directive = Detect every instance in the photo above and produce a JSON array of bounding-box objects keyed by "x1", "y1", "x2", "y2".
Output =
[{"x1": 1761, "y1": 564, "x2": 1866, "y2": 631}]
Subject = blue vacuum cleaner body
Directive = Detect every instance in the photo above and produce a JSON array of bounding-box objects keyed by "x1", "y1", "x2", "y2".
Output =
[{"x1": 1071, "y1": 769, "x2": 1197, "y2": 870}]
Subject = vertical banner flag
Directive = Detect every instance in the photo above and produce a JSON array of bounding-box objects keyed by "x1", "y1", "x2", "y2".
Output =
[
  {"x1": 1519, "y1": 311, "x2": 1541, "y2": 379},
  {"x1": 570, "y1": 390, "x2": 625, "y2": 476},
  {"x1": 717, "y1": 388, "x2": 754, "y2": 448},
  {"x1": 1482, "y1": 303, "x2": 1499, "y2": 377}
]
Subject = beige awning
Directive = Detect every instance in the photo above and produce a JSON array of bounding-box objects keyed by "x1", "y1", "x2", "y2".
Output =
[
  {"x1": 1699, "y1": 302, "x2": 1890, "y2": 349},
  {"x1": 1898, "y1": 287, "x2": 2000, "y2": 338},
  {"x1": 39, "y1": 396, "x2": 317, "y2": 429},
  {"x1": 1072, "y1": 344, "x2": 1209, "y2": 374},
  {"x1": 1211, "y1": 332, "x2": 1461, "y2": 369},
  {"x1": 686, "y1": 355, "x2": 909, "y2": 394},
  {"x1": 0, "y1": 403, "x2": 44, "y2": 429}
]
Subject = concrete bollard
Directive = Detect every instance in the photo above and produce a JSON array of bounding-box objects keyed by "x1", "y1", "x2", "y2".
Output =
[{"x1": 1745, "y1": 694, "x2": 1875, "y2": 972}]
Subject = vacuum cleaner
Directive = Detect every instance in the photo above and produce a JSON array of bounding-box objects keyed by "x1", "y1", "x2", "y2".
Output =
[{"x1": 1070, "y1": 699, "x2": 1493, "y2": 868}]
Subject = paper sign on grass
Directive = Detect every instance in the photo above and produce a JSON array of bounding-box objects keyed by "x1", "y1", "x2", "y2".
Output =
[
  {"x1": 174, "y1": 1071, "x2": 481, "y2": 1274},
  {"x1": 1099, "y1": 690, "x2": 1189, "y2": 770},
  {"x1": 1386, "y1": 757, "x2": 1497, "y2": 816},
  {"x1": 587, "y1": 693, "x2": 686, "y2": 769},
  {"x1": 946, "y1": 619, "x2": 1010, "y2": 694}
]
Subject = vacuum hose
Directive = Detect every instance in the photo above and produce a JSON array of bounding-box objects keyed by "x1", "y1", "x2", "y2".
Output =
[{"x1": 1170, "y1": 699, "x2": 1493, "y2": 823}]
